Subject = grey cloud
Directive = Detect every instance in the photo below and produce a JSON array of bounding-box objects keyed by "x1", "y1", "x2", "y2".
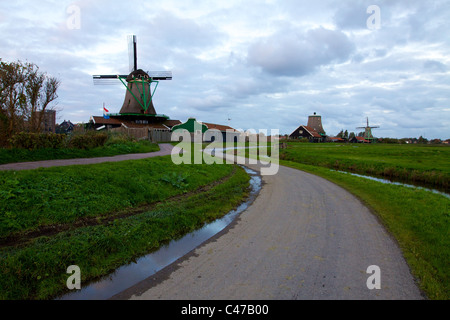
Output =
[
  {"x1": 247, "y1": 27, "x2": 355, "y2": 77},
  {"x1": 145, "y1": 11, "x2": 224, "y2": 50},
  {"x1": 423, "y1": 60, "x2": 447, "y2": 73},
  {"x1": 333, "y1": 2, "x2": 369, "y2": 30}
]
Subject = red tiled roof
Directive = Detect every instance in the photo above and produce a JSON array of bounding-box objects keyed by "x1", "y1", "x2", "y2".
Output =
[
  {"x1": 354, "y1": 136, "x2": 370, "y2": 142},
  {"x1": 203, "y1": 123, "x2": 237, "y2": 132},
  {"x1": 303, "y1": 126, "x2": 322, "y2": 138},
  {"x1": 93, "y1": 116, "x2": 236, "y2": 133},
  {"x1": 164, "y1": 120, "x2": 182, "y2": 128},
  {"x1": 92, "y1": 116, "x2": 123, "y2": 125},
  {"x1": 92, "y1": 117, "x2": 171, "y2": 130},
  {"x1": 123, "y1": 122, "x2": 169, "y2": 130}
]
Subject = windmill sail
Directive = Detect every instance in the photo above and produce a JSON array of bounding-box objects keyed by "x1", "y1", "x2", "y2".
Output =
[
  {"x1": 128, "y1": 35, "x2": 137, "y2": 73},
  {"x1": 93, "y1": 71, "x2": 172, "y2": 84}
]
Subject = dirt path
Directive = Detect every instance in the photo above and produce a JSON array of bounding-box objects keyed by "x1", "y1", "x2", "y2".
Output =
[
  {"x1": 0, "y1": 144, "x2": 174, "y2": 171},
  {"x1": 115, "y1": 163, "x2": 424, "y2": 300}
]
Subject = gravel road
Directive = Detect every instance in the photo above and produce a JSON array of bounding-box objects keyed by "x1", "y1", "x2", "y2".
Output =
[{"x1": 115, "y1": 163, "x2": 424, "y2": 300}]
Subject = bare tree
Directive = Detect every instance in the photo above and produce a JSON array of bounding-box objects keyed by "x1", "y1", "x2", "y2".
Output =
[
  {"x1": 0, "y1": 59, "x2": 60, "y2": 145},
  {"x1": 0, "y1": 60, "x2": 27, "y2": 142},
  {"x1": 25, "y1": 64, "x2": 60, "y2": 133}
]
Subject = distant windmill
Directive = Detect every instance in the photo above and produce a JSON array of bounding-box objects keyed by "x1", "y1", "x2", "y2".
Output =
[
  {"x1": 357, "y1": 117, "x2": 380, "y2": 142},
  {"x1": 93, "y1": 35, "x2": 172, "y2": 116}
]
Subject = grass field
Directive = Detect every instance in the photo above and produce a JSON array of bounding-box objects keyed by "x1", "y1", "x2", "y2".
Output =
[
  {"x1": 0, "y1": 156, "x2": 249, "y2": 299},
  {"x1": 280, "y1": 143, "x2": 450, "y2": 191}
]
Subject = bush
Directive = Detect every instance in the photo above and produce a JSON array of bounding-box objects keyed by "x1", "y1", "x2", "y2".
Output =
[
  {"x1": 8, "y1": 132, "x2": 66, "y2": 150},
  {"x1": 104, "y1": 132, "x2": 136, "y2": 146},
  {"x1": 66, "y1": 132, "x2": 108, "y2": 149}
]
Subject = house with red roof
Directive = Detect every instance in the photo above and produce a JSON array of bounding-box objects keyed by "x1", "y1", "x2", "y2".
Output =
[
  {"x1": 289, "y1": 125, "x2": 326, "y2": 142},
  {"x1": 289, "y1": 112, "x2": 327, "y2": 142},
  {"x1": 349, "y1": 136, "x2": 370, "y2": 143}
]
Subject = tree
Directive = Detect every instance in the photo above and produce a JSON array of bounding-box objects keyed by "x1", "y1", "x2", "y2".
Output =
[
  {"x1": 344, "y1": 130, "x2": 349, "y2": 140},
  {"x1": 0, "y1": 59, "x2": 59, "y2": 146},
  {"x1": 336, "y1": 129, "x2": 344, "y2": 138},
  {"x1": 0, "y1": 60, "x2": 27, "y2": 141},
  {"x1": 418, "y1": 136, "x2": 428, "y2": 144},
  {"x1": 349, "y1": 132, "x2": 355, "y2": 140}
]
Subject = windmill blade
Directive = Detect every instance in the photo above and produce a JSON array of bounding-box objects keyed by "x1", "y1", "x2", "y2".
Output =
[
  {"x1": 93, "y1": 75, "x2": 127, "y2": 85},
  {"x1": 147, "y1": 71, "x2": 173, "y2": 80},
  {"x1": 93, "y1": 72, "x2": 172, "y2": 85},
  {"x1": 128, "y1": 35, "x2": 137, "y2": 73}
]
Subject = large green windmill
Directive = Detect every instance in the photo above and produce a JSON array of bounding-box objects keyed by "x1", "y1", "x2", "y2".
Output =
[{"x1": 93, "y1": 35, "x2": 172, "y2": 118}]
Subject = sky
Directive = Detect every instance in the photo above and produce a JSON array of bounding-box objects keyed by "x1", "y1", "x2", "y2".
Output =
[{"x1": 1, "y1": 0, "x2": 449, "y2": 139}]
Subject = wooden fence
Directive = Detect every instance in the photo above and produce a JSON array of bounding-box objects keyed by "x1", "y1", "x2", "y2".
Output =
[
  {"x1": 149, "y1": 129, "x2": 172, "y2": 143},
  {"x1": 111, "y1": 127, "x2": 149, "y2": 140},
  {"x1": 110, "y1": 127, "x2": 172, "y2": 143}
]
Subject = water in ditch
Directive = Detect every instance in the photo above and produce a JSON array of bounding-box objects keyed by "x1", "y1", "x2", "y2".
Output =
[
  {"x1": 333, "y1": 170, "x2": 449, "y2": 199},
  {"x1": 57, "y1": 166, "x2": 262, "y2": 300}
]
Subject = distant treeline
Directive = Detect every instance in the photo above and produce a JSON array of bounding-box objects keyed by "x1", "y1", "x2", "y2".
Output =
[
  {"x1": 280, "y1": 134, "x2": 449, "y2": 144},
  {"x1": 378, "y1": 136, "x2": 449, "y2": 144}
]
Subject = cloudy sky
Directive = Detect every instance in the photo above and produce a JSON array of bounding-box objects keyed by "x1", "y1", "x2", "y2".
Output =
[{"x1": 1, "y1": 0, "x2": 449, "y2": 139}]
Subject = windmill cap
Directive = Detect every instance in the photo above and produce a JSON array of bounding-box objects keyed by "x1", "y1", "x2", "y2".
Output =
[{"x1": 127, "y1": 69, "x2": 150, "y2": 81}]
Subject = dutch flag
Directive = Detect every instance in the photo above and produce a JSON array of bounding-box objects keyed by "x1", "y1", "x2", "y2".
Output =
[{"x1": 103, "y1": 104, "x2": 110, "y2": 119}]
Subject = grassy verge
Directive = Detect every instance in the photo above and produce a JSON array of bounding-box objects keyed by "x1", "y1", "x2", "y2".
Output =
[
  {"x1": 280, "y1": 159, "x2": 449, "y2": 300},
  {"x1": 0, "y1": 155, "x2": 234, "y2": 240},
  {"x1": 0, "y1": 155, "x2": 250, "y2": 300},
  {"x1": 0, "y1": 140, "x2": 160, "y2": 165}
]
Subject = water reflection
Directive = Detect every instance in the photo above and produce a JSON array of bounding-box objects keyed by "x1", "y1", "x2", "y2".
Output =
[{"x1": 334, "y1": 170, "x2": 450, "y2": 199}]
